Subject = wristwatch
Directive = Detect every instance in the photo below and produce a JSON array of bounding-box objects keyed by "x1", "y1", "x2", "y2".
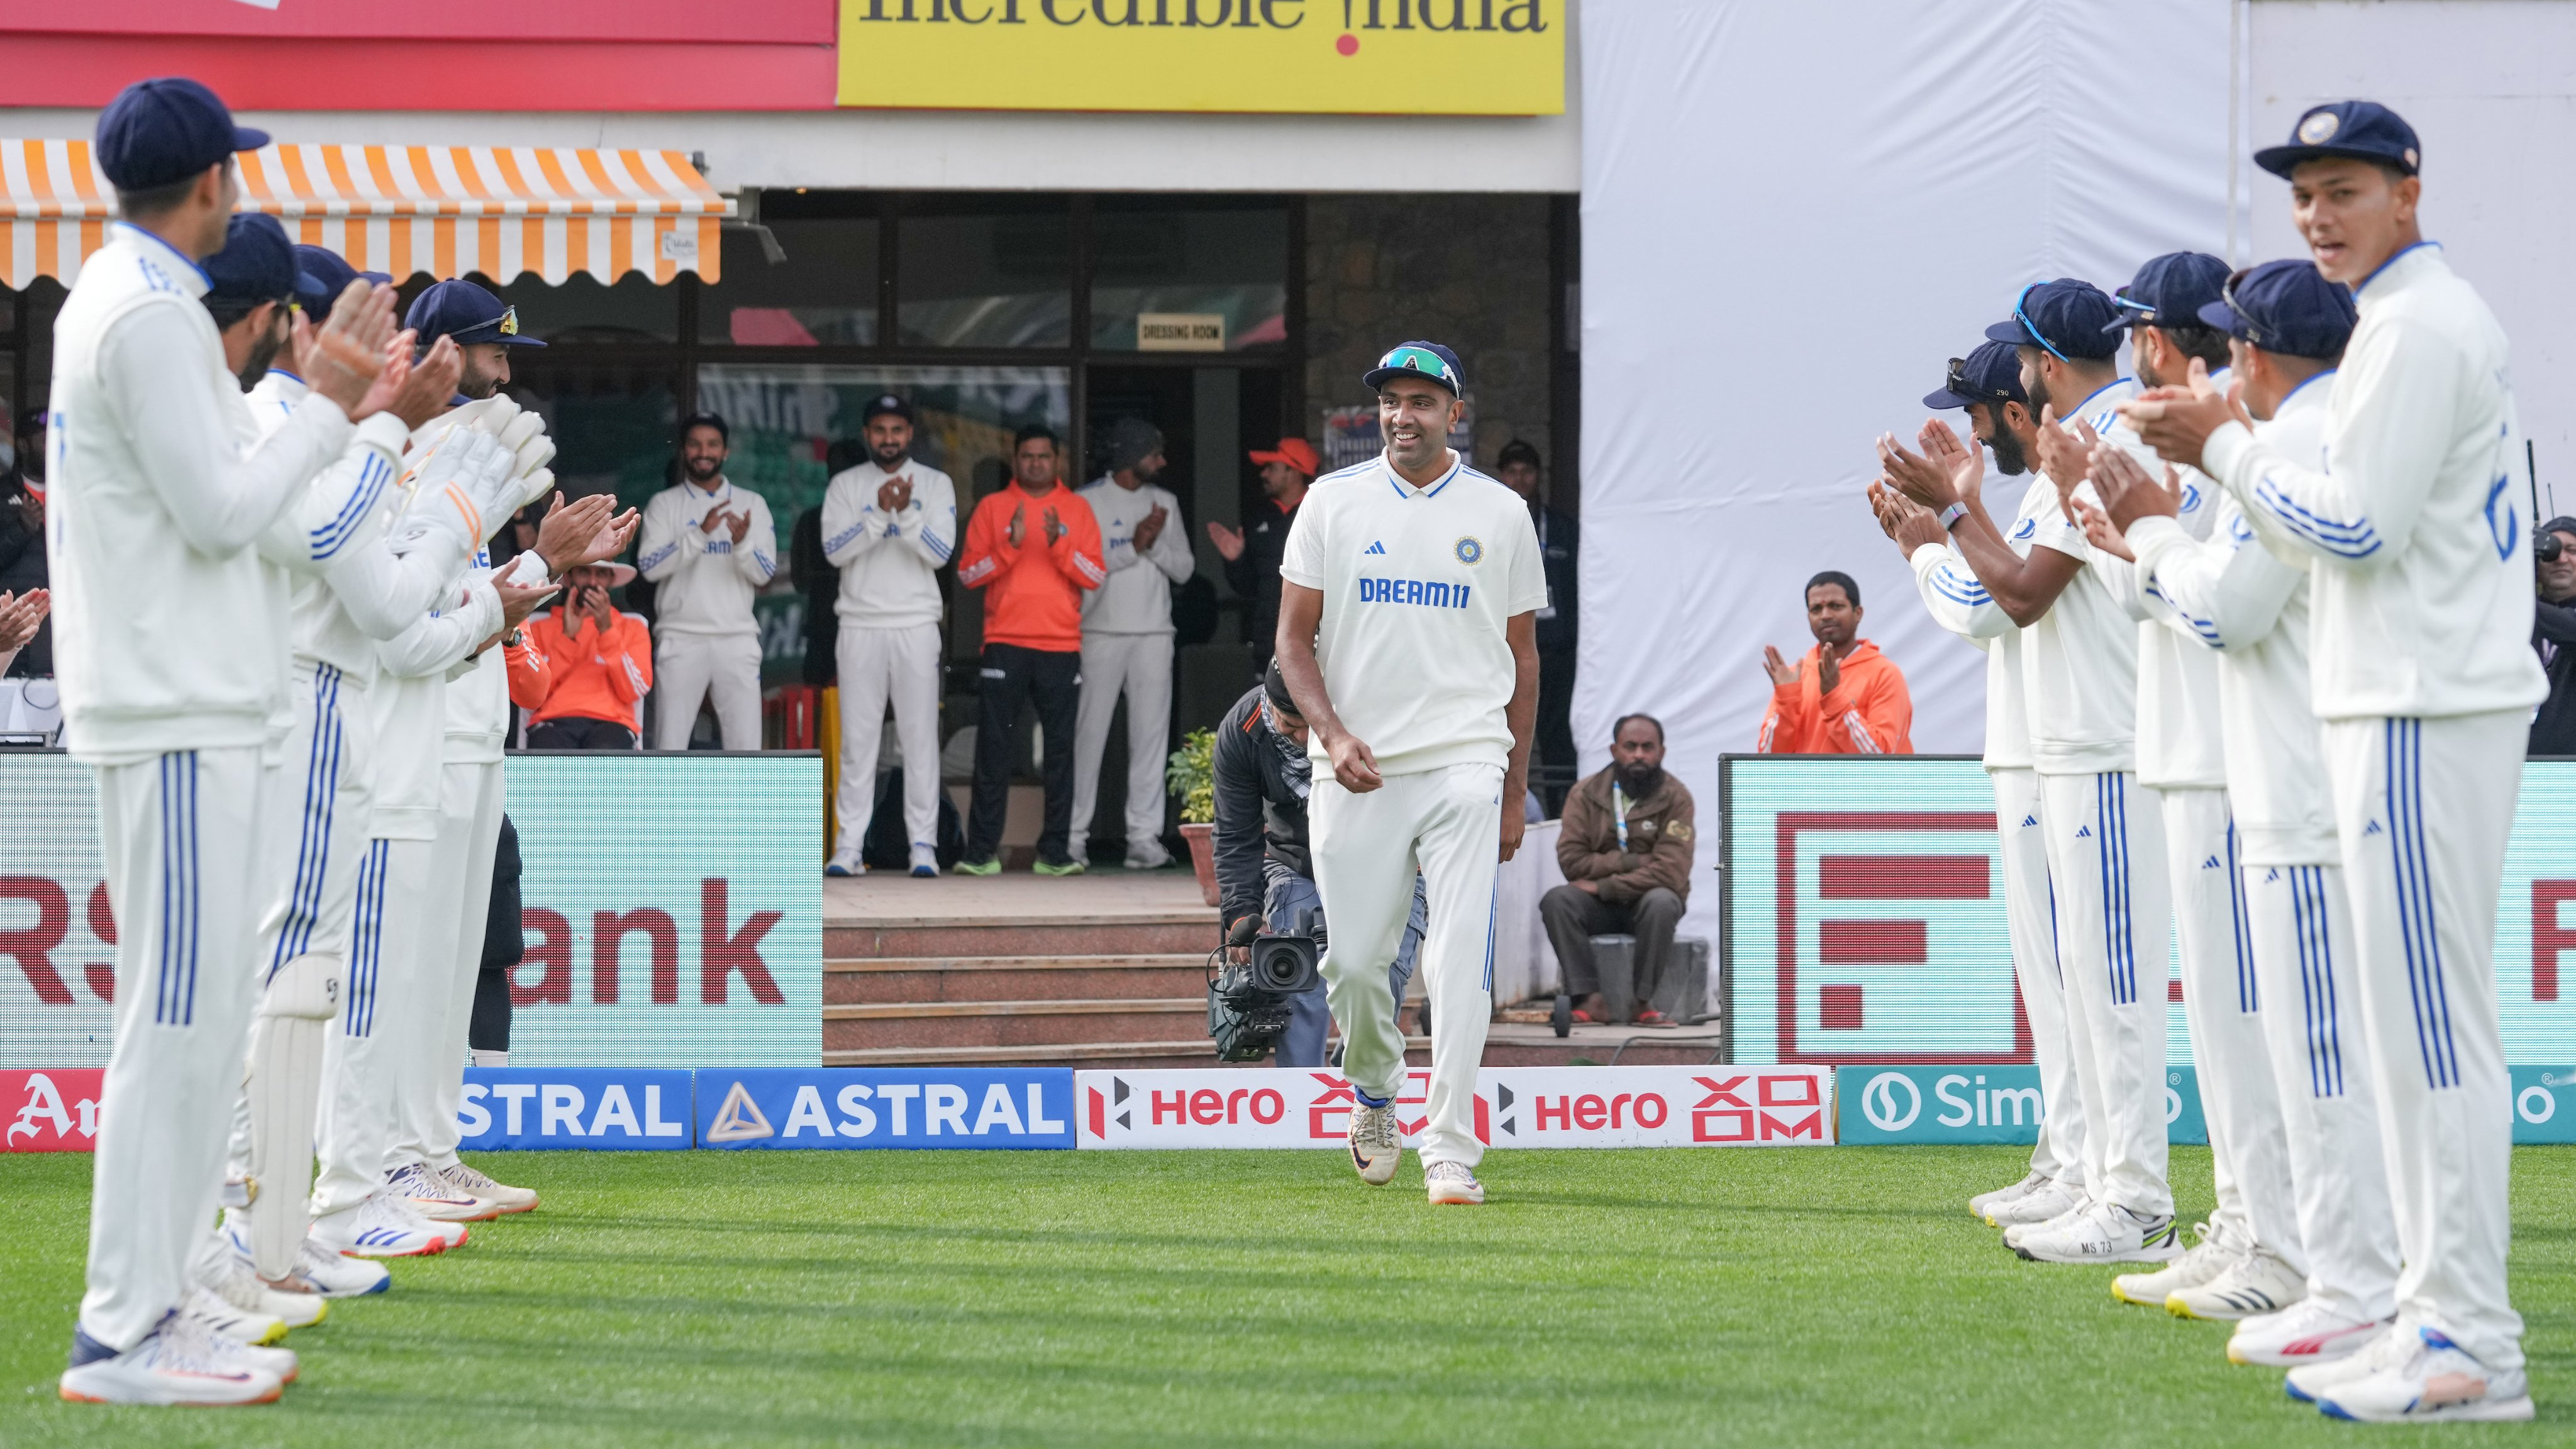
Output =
[
  {"x1": 502, "y1": 628, "x2": 525, "y2": 648},
  {"x1": 1937, "y1": 501, "x2": 1969, "y2": 531}
]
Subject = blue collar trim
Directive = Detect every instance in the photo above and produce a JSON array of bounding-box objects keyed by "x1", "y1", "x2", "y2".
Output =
[
  {"x1": 109, "y1": 220, "x2": 211, "y2": 287},
  {"x1": 2357, "y1": 240, "x2": 2440, "y2": 299}
]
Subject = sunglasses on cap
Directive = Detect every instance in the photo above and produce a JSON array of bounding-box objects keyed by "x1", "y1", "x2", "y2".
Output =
[
  {"x1": 2218, "y1": 268, "x2": 2266, "y2": 347},
  {"x1": 1377, "y1": 345, "x2": 1457, "y2": 387},
  {"x1": 2012, "y1": 284, "x2": 2071, "y2": 364},
  {"x1": 1945, "y1": 357, "x2": 2016, "y2": 404}
]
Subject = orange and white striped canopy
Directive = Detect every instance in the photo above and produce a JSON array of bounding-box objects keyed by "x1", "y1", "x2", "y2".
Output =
[{"x1": 1, "y1": 139, "x2": 732, "y2": 290}]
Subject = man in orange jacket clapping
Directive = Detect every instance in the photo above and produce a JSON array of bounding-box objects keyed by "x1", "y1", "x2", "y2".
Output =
[
  {"x1": 507, "y1": 561, "x2": 654, "y2": 750},
  {"x1": 1757, "y1": 570, "x2": 1913, "y2": 754}
]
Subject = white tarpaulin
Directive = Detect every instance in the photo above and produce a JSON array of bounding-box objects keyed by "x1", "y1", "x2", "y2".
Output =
[{"x1": 1574, "y1": 0, "x2": 2238, "y2": 911}]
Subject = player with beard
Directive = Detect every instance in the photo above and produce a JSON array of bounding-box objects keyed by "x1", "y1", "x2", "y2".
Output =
[
  {"x1": 637, "y1": 412, "x2": 775, "y2": 750},
  {"x1": 1070, "y1": 417, "x2": 1195, "y2": 869}
]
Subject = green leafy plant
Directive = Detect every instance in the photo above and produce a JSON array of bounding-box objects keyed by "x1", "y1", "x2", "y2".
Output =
[{"x1": 1167, "y1": 728, "x2": 1217, "y2": 824}]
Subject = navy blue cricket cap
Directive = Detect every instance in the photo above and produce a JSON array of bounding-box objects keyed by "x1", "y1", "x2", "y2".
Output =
[
  {"x1": 2256, "y1": 101, "x2": 2421, "y2": 180},
  {"x1": 1363, "y1": 341, "x2": 1465, "y2": 396},
  {"x1": 862, "y1": 392, "x2": 915, "y2": 425},
  {"x1": 1923, "y1": 341, "x2": 2028, "y2": 411},
  {"x1": 291, "y1": 244, "x2": 391, "y2": 316},
  {"x1": 95, "y1": 77, "x2": 269, "y2": 192},
  {"x1": 2196, "y1": 260, "x2": 2358, "y2": 360},
  {"x1": 1984, "y1": 279, "x2": 2121, "y2": 362},
  {"x1": 201, "y1": 214, "x2": 303, "y2": 306},
  {"x1": 404, "y1": 278, "x2": 544, "y2": 348},
  {"x1": 2105, "y1": 252, "x2": 2231, "y2": 333}
]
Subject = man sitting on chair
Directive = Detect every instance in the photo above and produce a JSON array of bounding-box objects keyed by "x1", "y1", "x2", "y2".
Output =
[{"x1": 1541, "y1": 714, "x2": 1695, "y2": 1024}]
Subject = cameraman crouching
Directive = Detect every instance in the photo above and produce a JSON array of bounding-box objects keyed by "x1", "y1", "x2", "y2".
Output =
[{"x1": 1214, "y1": 660, "x2": 1424, "y2": 1067}]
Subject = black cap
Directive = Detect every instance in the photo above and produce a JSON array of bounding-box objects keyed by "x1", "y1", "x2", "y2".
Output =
[
  {"x1": 1985, "y1": 279, "x2": 2122, "y2": 362},
  {"x1": 1496, "y1": 438, "x2": 1541, "y2": 470},
  {"x1": 403, "y1": 278, "x2": 545, "y2": 348},
  {"x1": 861, "y1": 392, "x2": 914, "y2": 426},
  {"x1": 1363, "y1": 341, "x2": 1465, "y2": 395},
  {"x1": 2196, "y1": 260, "x2": 2358, "y2": 360},
  {"x1": 1924, "y1": 340, "x2": 2028, "y2": 411},
  {"x1": 95, "y1": 77, "x2": 269, "y2": 192},
  {"x1": 1262, "y1": 657, "x2": 1298, "y2": 716},
  {"x1": 202, "y1": 214, "x2": 304, "y2": 307},
  {"x1": 2104, "y1": 252, "x2": 2231, "y2": 333},
  {"x1": 2257, "y1": 101, "x2": 2421, "y2": 180}
]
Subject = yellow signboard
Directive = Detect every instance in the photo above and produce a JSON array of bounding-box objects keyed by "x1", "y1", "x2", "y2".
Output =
[{"x1": 836, "y1": 0, "x2": 1563, "y2": 115}]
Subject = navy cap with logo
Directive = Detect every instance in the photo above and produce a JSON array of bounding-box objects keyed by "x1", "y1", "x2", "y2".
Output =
[
  {"x1": 1924, "y1": 340, "x2": 2028, "y2": 411},
  {"x1": 2255, "y1": 101, "x2": 2421, "y2": 180},
  {"x1": 2195, "y1": 260, "x2": 2358, "y2": 361},
  {"x1": 862, "y1": 392, "x2": 915, "y2": 425},
  {"x1": 2104, "y1": 252, "x2": 2231, "y2": 333},
  {"x1": 1984, "y1": 279, "x2": 2122, "y2": 362},
  {"x1": 404, "y1": 278, "x2": 545, "y2": 349},
  {"x1": 95, "y1": 77, "x2": 269, "y2": 192},
  {"x1": 1363, "y1": 341, "x2": 1465, "y2": 396},
  {"x1": 202, "y1": 214, "x2": 304, "y2": 307},
  {"x1": 291, "y1": 244, "x2": 389, "y2": 317}
]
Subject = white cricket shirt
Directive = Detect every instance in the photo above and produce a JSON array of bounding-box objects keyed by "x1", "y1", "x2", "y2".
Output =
[
  {"x1": 2094, "y1": 405, "x2": 2228, "y2": 791},
  {"x1": 2021, "y1": 377, "x2": 2143, "y2": 776},
  {"x1": 821, "y1": 458, "x2": 956, "y2": 630},
  {"x1": 1909, "y1": 471, "x2": 2050, "y2": 771},
  {"x1": 1077, "y1": 475, "x2": 1195, "y2": 635},
  {"x1": 636, "y1": 477, "x2": 778, "y2": 638},
  {"x1": 1279, "y1": 449, "x2": 1548, "y2": 777}
]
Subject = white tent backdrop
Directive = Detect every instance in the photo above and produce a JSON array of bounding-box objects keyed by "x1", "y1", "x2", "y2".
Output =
[{"x1": 1574, "y1": 0, "x2": 2237, "y2": 938}]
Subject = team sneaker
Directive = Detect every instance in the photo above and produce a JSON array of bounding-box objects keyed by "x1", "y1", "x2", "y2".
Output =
[
  {"x1": 2236, "y1": 1301, "x2": 2390, "y2": 1370},
  {"x1": 1124, "y1": 839, "x2": 1172, "y2": 870},
  {"x1": 2313, "y1": 1326, "x2": 2533, "y2": 1423},
  {"x1": 824, "y1": 848, "x2": 865, "y2": 878},
  {"x1": 2012, "y1": 1201, "x2": 2182, "y2": 1264},
  {"x1": 1988, "y1": 1179, "x2": 2084, "y2": 1230},
  {"x1": 1968, "y1": 1170, "x2": 2046, "y2": 1221},
  {"x1": 311, "y1": 1195, "x2": 451, "y2": 1259},
  {"x1": 1425, "y1": 1160, "x2": 1486, "y2": 1206},
  {"x1": 387, "y1": 1161, "x2": 493, "y2": 1223},
  {"x1": 389, "y1": 1193, "x2": 469, "y2": 1250},
  {"x1": 1347, "y1": 1101, "x2": 1401, "y2": 1185},
  {"x1": 182, "y1": 1285, "x2": 286, "y2": 1347},
  {"x1": 60, "y1": 1313, "x2": 284, "y2": 1407},
  {"x1": 223, "y1": 1216, "x2": 390, "y2": 1297},
  {"x1": 1033, "y1": 857, "x2": 1085, "y2": 876},
  {"x1": 2111, "y1": 1220, "x2": 2235, "y2": 1306},
  {"x1": 909, "y1": 843, "x2": 939, "y2": 878},
  {"x1": 953, "y1": 857, "x2": 999, "y2": 877},
  {"x1": 2001, "y1": 1193, "x2": 2092, "y2": 1248},
  {"x1": 201, "y1": 1242, "x2": 326, "y2": 1330},
  {"x1": 2170, "y1": 1246, "x2": 2304, "y2": 1321},
  {"x1": 439, "y1": 1160, "x2": 538, "y2": 1215}
]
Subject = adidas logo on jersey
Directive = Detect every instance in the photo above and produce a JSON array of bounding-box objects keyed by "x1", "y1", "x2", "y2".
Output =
[
  {"x1": 1364, "y1": 540, "x2": 1387, "y2": 555},
  {"x1": 2075, "y1": 825, "x2": 2092, "y2": 838},
  {"x1": 2202, "y1": 855, "x2": 2223, "y2": 869},
  {"x1": 2019, "y1": 814, "x2": 2038, "y2": 828},
  {"x1": 2364, "y1": 819, "x2": 2384, "y2": 836}
]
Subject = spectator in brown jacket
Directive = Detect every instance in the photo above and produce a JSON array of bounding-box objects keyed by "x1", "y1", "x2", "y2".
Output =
[{"x1": 1541, "y1": 713, "x2": 1695, "y2": 1024}]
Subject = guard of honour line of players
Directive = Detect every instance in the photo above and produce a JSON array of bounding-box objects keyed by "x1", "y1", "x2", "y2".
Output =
[{"x1": 1874, "y1": 98, "x2": 2539, "y2": 1424}]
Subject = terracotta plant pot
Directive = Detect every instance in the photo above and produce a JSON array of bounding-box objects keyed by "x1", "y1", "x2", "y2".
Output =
[{"x1": 1179, "y1": 821, "x2": 1219, "y2": 907}]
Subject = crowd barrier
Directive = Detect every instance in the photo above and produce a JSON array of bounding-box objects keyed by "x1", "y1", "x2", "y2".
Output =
[{"x1": 11, "y1": 1063, "x2": 2572, "y2": 1152}]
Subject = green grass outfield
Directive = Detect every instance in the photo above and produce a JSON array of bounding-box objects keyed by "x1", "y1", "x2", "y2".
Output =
[{"x1": 2, "y1": 1145, "x2": 2570, "y2": 1447}]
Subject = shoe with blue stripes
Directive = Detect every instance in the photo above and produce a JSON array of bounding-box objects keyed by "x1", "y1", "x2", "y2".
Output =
[
  {"x1": 311, "y1": 1195, "x2": 450, "y2": 1260},
  {"x1": 2312, "y1": 1326, "x2": 2533, "y2": 1423},
  {"x1": 909, "y1": 843, "x2": 940, "y2": 877},
  {"x1": 824, "y1": 848, "x2": 865, "y2": 878},
  {"x1": 224, "y1": 1216, "x2": 389, "y2": 1297}
]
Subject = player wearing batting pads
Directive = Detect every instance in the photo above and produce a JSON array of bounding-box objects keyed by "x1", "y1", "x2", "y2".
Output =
[
  {"x1": 1276, "y1": 341, "x2": 1545, "y2": 1208},
  {"x1": 50, "y1": 79, "x2": 409, "y2": 1407},
  {"x1": 2122, "y1": 102, "x2": 2543, "y2": 1424},
  {"x1": 2092, "y1": 260, "x2": 2401, "y2": 1372}
]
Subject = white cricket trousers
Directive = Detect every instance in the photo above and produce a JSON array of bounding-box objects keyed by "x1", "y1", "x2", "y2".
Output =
[
  {"x1": 1310, "y1": 761, "x2": 1502, "y2": 1170},
  {"x1": 80, "y1": 747, "x2": 265, "y2": 1351},
  {"x1": 393, "y1": 759, "x2": 505, "y2": 1170},
  {"x1": 2240, "y1": 858, "x2": 2399, "y2": 1322},
  {"x1": 1990, "y1": 768, "x2": 2085, "y2": 1189},
  {"x1": 1069, "y1": 631, "x2": 1173, "y2": 858},
  {"x1": 2326, "y1": 711, "x2": 2526, "y2": 1370},
  {"x1": 311, "y1": 835, "x2": 433, "y2": 1219},
  {"x1": 2036, "y1": 769, "x2": 2172, "y2": 1216},
  {"x1": 653, "y1": 630, "x2": 762, "y2": 750},
  {"x1": 2159, "y1": 786, "x2": 2300, "y2": 1269},
  {"x1": 833, "y1": 622, "x2": 941, "y2": 860}
]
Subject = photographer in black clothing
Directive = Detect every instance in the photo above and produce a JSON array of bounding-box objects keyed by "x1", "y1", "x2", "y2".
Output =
[
  {"x1": 2531, "y1": 516, "x2": 2576, "y2": 756},
  {"x1": 1213, "y1": 660, "x2": 1423, "y2": 1067}
]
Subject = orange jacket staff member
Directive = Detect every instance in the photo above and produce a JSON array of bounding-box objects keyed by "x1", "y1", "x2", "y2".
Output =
[
  {"x1": 506, "y1": 560, "x2": 654, "y2": 750},
  {"x1": 1757, "y1": 570, "x2": 1912, "y2": 753},
  {"x1": 952, "y1": 423, "x2": 1107, "y2": 874}
]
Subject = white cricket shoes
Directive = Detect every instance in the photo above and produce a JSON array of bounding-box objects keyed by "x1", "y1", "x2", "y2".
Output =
[
  {"x1": 1424, "y1": 1160, "x2": 1485, "y2": 1206},
  {"x1": 909, "y1": 843, "x2": 939, "y2": 877},
  {"x1": 824, "y1": 848, "x2": 865, "y2": 878},
  {"x1": 2235, "y1": 1301, "x2": 2390, "y2": 1369},
  {"x1": 1987, "y1": 1179, "x2": 2083, "y2": 1230},
  {"x1": 387, "y1": 1160, "x2": 493, "y2": 1223},
  {"x1": 438, "y1": 1160, "x2": 538, "y2": 1214},
  {"x1": 392, "y1": 1193, "x2": 469, "y2": 1250},
  {"x1": 181, "y1": 1285, "x2": 286, "y2": 1348},
  {"x1": 2011, "y1": 1201, "x2": 2182, "y2": 1264},
  {"x1": 311, "y1": 1194, "x2": 455, "y2": 1258},
  {"x1": 1967, "y1": 1170, "x2": 2046, "y2": 1221},
  {"x1": 2110, "y1": 1219, "x2": 2234, "y2": 1307},
  {"x1": 1124, "y1": 838, "x2": 1172, "y2": 870},
  {"x1": 2168, "y1": 1246, "x2": 2304, "y2": 1321},
  {"x1": 59, "y1": 1313, "x2": 283, "y2": 1407},
  {"x1": 200, "y1": 1242, "x2": 326, "y2": 1330},
  {"x1": 2312, "y1": 1326, "x2": 2533, "y2": 1423},
  {"x1": 1346, "y1": 1101, "x2": 1401, "y2": 1185},
  {"x1": 224, "y1": 1216, "x2": 390, "y2": 1297},
  {"x1": 2000, "y1": 1193, "x2": 2091, "y2": 1248}
]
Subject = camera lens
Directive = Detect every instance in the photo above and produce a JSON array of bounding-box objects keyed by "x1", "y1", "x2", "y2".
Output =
[{"x1": 2541, "y1": 533, "x2": 2565, "y2": 564}]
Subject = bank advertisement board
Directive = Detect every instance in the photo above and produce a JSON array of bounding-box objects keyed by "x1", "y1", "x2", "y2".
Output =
[
  {"x1": 1721, "y1": 757, "x2": 2576, "y2": 1070},
  {"x1": 0, "y1": 753, "x2": 821, "y2": 1070}
]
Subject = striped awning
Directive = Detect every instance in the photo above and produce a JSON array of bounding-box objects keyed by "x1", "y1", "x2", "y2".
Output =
[{"x1": 1, "y1": 140, "x2": 733, "y2": 290}]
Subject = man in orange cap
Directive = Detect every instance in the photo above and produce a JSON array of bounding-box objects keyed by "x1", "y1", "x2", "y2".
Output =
[{"x1": 1211, "y1": 436, "x2": 1318, "y2": 676}]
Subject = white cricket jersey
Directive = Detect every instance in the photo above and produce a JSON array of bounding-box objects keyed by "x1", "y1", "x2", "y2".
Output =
[
  {"x1": 2202, "y1": 242, "x2": 2546, "y2": 721},
  {"x1": 445, "y1": 550, "x2": 553, "y2": 764},
  {"x1": 2132, "y1": 376, "x2": 2337, "y2": 864},
  {"x1": 45, "y1": 224, "x2": 358, "y2": 761},
  {"x1": 1909, "y1": 471, "x2": 2048, "y2": 771},
  {"x1": 820, "y1": 458, "x2": 955, "y2": 630},
  {"x1": 1077, "y1": 475, "x2": 1195, "y2": 635},
  {"x1": 371, "y1": 574, "x2": 499, "y2": 839},
  {"x1": 636, "y1": 477, "x2": 778, "y2": 638},
  {"x1": 2021, "y1": 377, "x2": 2144, "y2": 775},
  {"x1": 2094, "y1": 404, "x2": 2228, "y2": 791},
  {"x1": 1279, "y1": 449, "x2": 1548, "y2": 777}
]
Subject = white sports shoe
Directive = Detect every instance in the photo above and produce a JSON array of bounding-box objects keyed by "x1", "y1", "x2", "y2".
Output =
[
  {"x1": 1346, "y1": 1101, "x2": 1401, "y2": 1185},
  {"x1": 389, "y1": 1192, "x2": 469, "y2": 1250},
  {"x1": 311, "y1": 1194, "x2": 452, "y2": 1258},
  {"x1": 180, "y1": 1293, "x2": 299, "y2": 1382},
  {"x1": 2110, "y1": 1219, "x2": 2235, "y2": 1306},
  {"x1": 1988, "y1": 1179, "x2": 2083, "y2": 1229},
  {"x1": 201, "y1": 1241, "x2": 326, "y2": 1329},
  {"x1": 2012, "y1": 1201, "x2": 2182, "y2": 1264},
  {"x1": 2001, "y1": 1194, "x2": 2091, "y2": 1247},
  {"x1": 2169, "y1": 1245, "x2": 2304, "y2": 1321},
  {"x1": 182, "y1": 1285, "x2": 286, "y2": 1347},
  {"x1": 439, "y1": 1160, "x2": 538, "y2": 1214},
  {"x1": 1424, "y1": 1160, "x2": 1485, "y2": 1205},
  {"x1": 2313, "y1": 1326, "x2": 2533, "y2": 1423},
  {"x1": 225, "y1": 1216, "x2": 390, "y2": 1297},
  {"x1": 1967, "y1": 1170, "x2": 2045, "y2": 1220},
  {"x1": 387, "y1": 1160, "x2": 493, "y2": 1223},
  {"x1": 1124, "y1": 838, "x2": 1172, "y2": 870},
  {"x1": 909, "y1": 843, "x2": 939, "y2": 878},
  {"x1": 2235, "y1": 1301, "x2": 2390, "y2": 1370},
  {"x1": 824, "y1": 848, "x2": 865, "y2": 878},
  {"x1": 60, "y1": 1313, "x2": 283, "y2": 1406}
]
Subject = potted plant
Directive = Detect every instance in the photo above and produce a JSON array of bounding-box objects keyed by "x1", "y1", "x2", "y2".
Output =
[{"x1": 1166, "y1": 727, "x2": 1220, "y2": 906}]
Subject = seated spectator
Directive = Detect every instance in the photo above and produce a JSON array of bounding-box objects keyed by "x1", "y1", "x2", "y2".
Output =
[
  {"x1": 1542, "y1": 714, "x2": 1695, "y2": 1025},
  {"x1": 0, "y1": 586, "x2": 46, "y2": 679},
  {"x1": 2533, "y1": 516, "x2": 2576, "y2": 755},
  {"x1": 508, "y1": 562, "x2": 654, "y2": 750},
  {"x1": 1757, "y1": 570, "x2": 1911, "y2": 753}
]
